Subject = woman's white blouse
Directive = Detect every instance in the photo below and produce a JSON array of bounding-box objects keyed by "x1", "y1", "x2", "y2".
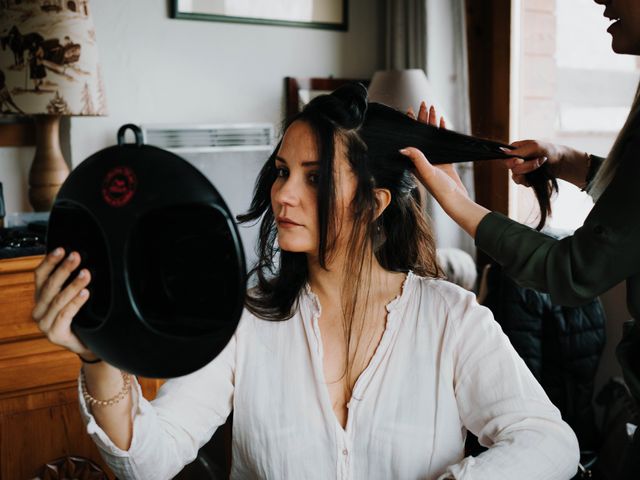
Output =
[{"x1": 78, "y1": 274, "x2": 579, "y2": 479}]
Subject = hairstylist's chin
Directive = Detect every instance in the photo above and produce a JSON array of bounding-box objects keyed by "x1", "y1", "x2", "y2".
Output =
[
  {"x1": 610, "y1": 38, "x2": 639, "y2": 55},
  {"x1": 608, "y1": 20, "x2": 640, "y2": 55}
]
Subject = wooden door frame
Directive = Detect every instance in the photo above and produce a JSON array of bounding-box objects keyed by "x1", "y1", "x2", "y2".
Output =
[{"x1": 465, "y1": 0, "x2": 512, "y2": 265}]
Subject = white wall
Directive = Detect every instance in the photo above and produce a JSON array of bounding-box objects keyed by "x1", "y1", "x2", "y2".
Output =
[
  {"x1": 0, "y1": 0, "x2": 381, "y2": 213},
  {"x1": 0, "y1": 147, "x2": 32, "y2": 216},
  {"x1": 425, "y1": 0, "x2": 474, "y2": 254}
]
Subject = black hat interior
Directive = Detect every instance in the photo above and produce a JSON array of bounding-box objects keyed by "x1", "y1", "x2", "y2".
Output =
[{"x1": 46, "y1": 125, "x2": 246, "y2": 378}]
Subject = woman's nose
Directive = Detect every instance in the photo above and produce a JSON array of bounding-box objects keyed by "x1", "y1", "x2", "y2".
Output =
[{"x1": 274, "y1": 178, "x2": 300, "y2": 207}]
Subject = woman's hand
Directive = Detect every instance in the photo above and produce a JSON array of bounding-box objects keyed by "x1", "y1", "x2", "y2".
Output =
[
  {"x1": 32, "y1": 248, "x2": 97, "y2": 360},
  {"x1": 34, "y1": 250, "x2": 133, "y2": 449},
  {"x1": 402, "y1": 101, "x2": 490, "y2": 238},
  {"x1": 503, "y1": 140, "x2": 590, "y2": 189},
  {"x1": 407, "y1": 101, "x2": 470, "y2": 196}
]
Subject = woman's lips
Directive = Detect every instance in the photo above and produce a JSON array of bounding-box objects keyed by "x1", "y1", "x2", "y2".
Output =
[
  {"x1": 607, "y1": 19, "x2": 621, "y2": 34},
  {"x1": 277, "y1": 218, "x2": 302, "y2": 228}
]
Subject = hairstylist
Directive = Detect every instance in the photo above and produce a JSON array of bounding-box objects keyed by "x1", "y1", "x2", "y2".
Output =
[{"x1": 400, "y1": 0, "x2": 639, "y2": 477}]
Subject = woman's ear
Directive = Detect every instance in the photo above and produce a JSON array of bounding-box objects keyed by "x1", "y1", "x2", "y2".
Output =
[{"x1": 373, "y1": 188, "x2": 392, "y2": 219}]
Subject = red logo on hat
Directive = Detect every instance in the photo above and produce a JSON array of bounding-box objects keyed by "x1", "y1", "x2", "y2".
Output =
[{"x1": 102, "y1": 166, "x2": 137, "y2": 207}]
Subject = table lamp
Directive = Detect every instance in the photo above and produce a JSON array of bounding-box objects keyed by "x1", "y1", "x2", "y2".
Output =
[
  {"x1": 367, "y1": 69, "x2": 448, "y2": 125},
  {"x1": 0, "y1": 0, "x2": 106, "y2": 211}
]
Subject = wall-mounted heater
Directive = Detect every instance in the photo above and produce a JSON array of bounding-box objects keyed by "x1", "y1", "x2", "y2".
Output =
[{"x1": 141, "y1": 123, "x2": 275, "y2": 268}]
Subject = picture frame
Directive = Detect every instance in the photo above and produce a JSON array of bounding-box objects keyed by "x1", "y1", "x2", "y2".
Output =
[{"x1": 171, "y1": 0, "x2": 348, "y2": 31}]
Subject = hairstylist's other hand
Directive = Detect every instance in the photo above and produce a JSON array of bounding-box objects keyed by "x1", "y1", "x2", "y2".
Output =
[
  {"x1": 401, "y1": 102, "x2": 489, "y2": 237},
  {"x1": 32, "y1": 248, "x2": 98, "y2": 360},
  {"x1": 502, "y1": 140, "x2": 589, "y2": 188},
  {"x1": 407, "y1": 101, "x2": 469, "y2": 197},
  {"x1": 502, "y1": 140, "x2": 557, "y2": 187}
]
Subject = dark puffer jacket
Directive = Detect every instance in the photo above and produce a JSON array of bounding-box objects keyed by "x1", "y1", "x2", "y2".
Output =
[{"x1": 483, "y1": 262, "x2": 607, "y2": 450}]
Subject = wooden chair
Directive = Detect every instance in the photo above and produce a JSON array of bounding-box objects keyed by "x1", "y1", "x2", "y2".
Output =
[
  {"x1": 32, "y1": 455, "x2": 108, "y2": 480},
  {"x1": 284, "y1": 77, "x2": 370, "y2": 122}
]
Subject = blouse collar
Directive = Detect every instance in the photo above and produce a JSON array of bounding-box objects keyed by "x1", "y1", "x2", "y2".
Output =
[{"x1": 301, "y1": 271, "x2": 415, "y2": 321}]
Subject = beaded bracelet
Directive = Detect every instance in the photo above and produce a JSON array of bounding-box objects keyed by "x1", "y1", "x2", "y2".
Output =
[{"x1": 80, "y1": 369, "x2": 131, "y2": 407}]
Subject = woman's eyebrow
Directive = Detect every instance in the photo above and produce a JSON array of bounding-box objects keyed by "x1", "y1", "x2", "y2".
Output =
[{"x1": 275, "y1": 156, "x2": 319, "y2": 167}]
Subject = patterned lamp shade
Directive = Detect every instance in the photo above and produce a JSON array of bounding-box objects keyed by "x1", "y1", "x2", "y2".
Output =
[{"x1": 0, "y1": 0, "x2": 106, "y2": 116}]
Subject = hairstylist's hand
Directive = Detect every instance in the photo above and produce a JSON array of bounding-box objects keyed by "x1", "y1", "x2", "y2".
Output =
[
  {"x1": 32, "y1": 248, "x2": 98, "y2": 360},
  {"x1": 502, "y1": 140, "x2": 589, "y2": 188},
  {"x1": 407, "y1": 101, "x2": 469, "y2": 197},
  {"x1": 402, "y1": 101, "x2": 490, "y2": 238}
]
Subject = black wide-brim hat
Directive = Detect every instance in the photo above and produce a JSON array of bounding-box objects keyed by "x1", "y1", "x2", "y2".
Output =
[{"x1": 47, "y1": 125, "x2": 246, "y2": 378}]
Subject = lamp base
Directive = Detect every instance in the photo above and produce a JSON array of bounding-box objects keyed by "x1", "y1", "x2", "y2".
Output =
[{"x1": 28, "y1": 115, "x2": 70, "y2": 212}]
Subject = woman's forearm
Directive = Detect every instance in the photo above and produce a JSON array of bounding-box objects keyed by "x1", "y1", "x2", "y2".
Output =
[
  {"x1": 438, "y1": 189, "x2": 491, "y2": 239},
  {"x1": 399, "y1": 147, "x2": 491, "y2": 238},
  {"x1": 82, "y1": 362, "x2": 134, "y2": 451},
  {"x1": 553, "y1": 146, "x2": 591, "y2": 188}
]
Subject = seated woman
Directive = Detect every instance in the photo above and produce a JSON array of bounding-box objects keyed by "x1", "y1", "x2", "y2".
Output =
[{"x1": 32, "y1": 84, "x2": 579, "y2": 480}]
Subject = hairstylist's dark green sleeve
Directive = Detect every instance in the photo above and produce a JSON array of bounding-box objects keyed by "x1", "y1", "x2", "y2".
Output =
[{"x1": 475, "y1": 145, "x2": 640, "y2": 312}]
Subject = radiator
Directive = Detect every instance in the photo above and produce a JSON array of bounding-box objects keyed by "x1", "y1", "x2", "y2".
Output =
[{"x1": 140, "y1": 123, "x2": 275, "y2": 268}]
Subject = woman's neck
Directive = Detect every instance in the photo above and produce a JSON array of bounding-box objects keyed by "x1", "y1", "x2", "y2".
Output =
[{"x1": 306, "y1": 250, "x2": 405, "y2": 305}]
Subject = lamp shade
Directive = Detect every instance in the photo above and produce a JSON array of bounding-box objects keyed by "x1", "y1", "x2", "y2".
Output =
[
  {"x1": 0, "y1": 0, "x2": 106, "y2": 116},
  {"x1": 368, "y1": 69, "x2": 446, "y2": 123}
]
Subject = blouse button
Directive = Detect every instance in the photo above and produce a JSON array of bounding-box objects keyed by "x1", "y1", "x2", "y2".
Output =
[{"x1": 342, "y1": 448, "x2": 348, "y2": 456}]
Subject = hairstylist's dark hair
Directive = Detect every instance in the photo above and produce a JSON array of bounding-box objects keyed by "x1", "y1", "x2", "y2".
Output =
[
  {"x1": 524, "y1": 166, "x2": 558, "y2": 230},
  {"x1": 238, "y1": 83, "x2": 442, "y2": 323}
]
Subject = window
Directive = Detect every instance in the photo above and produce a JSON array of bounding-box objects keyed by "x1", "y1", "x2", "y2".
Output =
[{"x1": 512, "y1": 0, "x2": 639, "y2": 231}]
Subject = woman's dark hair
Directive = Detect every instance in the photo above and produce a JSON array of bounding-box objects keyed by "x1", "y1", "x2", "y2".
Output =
[
  {"x1": 525, "y1": 167, "x2": 558, "y2": 230},
  {"x1": 237, "y1": 83, "x2": 444, "y2": 390},
  {"x1": 238, "y1": 83, "x2": 442, "y2": 317}
]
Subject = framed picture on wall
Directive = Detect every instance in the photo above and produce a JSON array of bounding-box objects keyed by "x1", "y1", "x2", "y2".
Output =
[{"x1": 171, "y1": 0, "x2": 348, "y2": 31}]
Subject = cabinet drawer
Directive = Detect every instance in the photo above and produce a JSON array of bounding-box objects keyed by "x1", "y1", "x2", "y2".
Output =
[
  {"x1": 0, "y1": 348, "x2": 80, "y2": 397},
  {"x1": 0, "y1": 255, "x2": 42, "y2": 343}
]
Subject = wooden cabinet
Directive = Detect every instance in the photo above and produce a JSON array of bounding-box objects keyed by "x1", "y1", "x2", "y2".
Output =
[{"x1": 0, "y1": 255, "x2": 162, "y2": 479}]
